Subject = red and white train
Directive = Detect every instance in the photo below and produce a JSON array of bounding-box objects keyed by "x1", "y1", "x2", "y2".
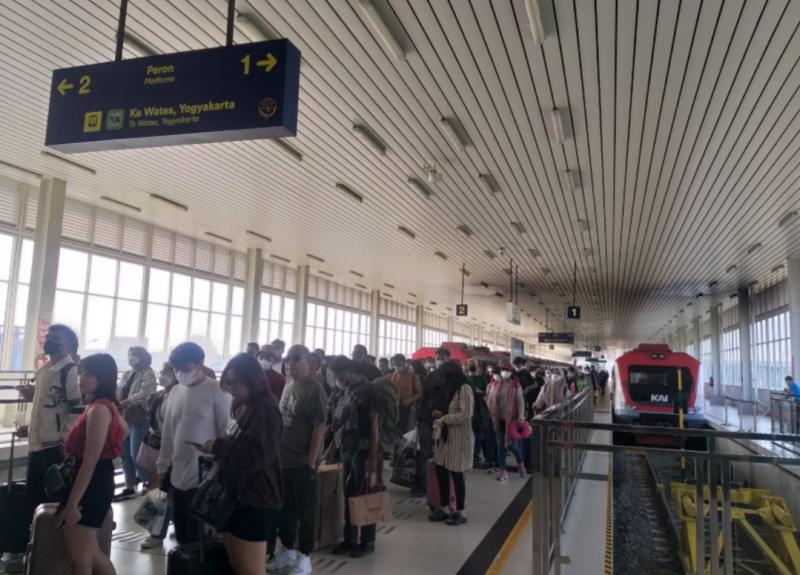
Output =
[{"x1": 612, "y1": 344, "x2": 704, "y2": 428}]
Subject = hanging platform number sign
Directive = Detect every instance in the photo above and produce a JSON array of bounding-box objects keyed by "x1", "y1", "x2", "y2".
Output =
[
  {"x1": 45, "y1": 39, "x2": 301, "y2": 153},
  {"x1": 567, "y1": 305, "x2": 581, "y2": 320},
  {"x1": 455, "y1": 304, "x2": 469, "y2": 317}
]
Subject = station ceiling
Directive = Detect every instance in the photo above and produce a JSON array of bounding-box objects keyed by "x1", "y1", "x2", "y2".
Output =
[{"x1": 1, "y1": 0, "x2": 799, "y2": 349}]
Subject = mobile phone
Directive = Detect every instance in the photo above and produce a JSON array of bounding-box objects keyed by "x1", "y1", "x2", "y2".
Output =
[{"x1": 186, "y1": 441, "x2": 202, "y2": 449}]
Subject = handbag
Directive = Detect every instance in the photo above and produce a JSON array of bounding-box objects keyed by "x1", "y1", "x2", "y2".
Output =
[
  {"x1": 189, "y1": 465, "x2": 238, "y2": 531},
  {"x1": 44, "y1": 454, "x2": 79, "y2": 501},
  {"x1": 124, "y1": 404, "x2": 147, "y2": 425},
  {"x1": 135, "y1": 441, "x2": 159, "y2": 476}
]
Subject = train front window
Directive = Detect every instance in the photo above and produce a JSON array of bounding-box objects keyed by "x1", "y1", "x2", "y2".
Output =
[{"x1": 628, "y1": 366, "x2": 693, "y2": 405}]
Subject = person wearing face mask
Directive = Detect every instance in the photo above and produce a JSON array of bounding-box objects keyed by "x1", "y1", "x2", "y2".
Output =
[
  {"x1": 534, "y1": 369, "x2": 566, "y2": 414},
  {"x1": 137, "y1": 363, "x2": 178, "y2": 550},
  {"x1": 351, "y1": 344, "x2": 382, "y2": 382},
  {"x1": 486, "y1": 364, "x2": 526, "y2": 481},
  {"x1": 258, "y1": 345, "x2": 286, "y2": 400},
  {"x1": 155, "y1": 342, "x2": 232, "y2": 545},
  {"x1": 466, "y1": 363, "x2": 495, "y2": 470},
  {"x1": 411, "y1": 348, "x2": 451, "y2": 496},
  {"x1": 389, "y1": 354, "x2": 421, "y2": 435},
  {"x1": 115, "y1": 346, "x2": 157, "y2": 501}
]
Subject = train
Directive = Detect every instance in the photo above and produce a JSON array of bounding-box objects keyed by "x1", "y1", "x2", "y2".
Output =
[{"x1": 612, "y1": 343, "x2": 704, "y2": 428}]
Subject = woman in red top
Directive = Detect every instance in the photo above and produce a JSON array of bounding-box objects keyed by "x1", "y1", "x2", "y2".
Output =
[{"x1": 62, "y1": 353, "x2": 127, "y2": 575}]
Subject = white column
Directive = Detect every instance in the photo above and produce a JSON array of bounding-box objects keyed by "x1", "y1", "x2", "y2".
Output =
[
  {"x1": 692, "y1": 316, "x2": 702, "y2": 359},
  {"x1": 446, "y1": 316, "x2": 454, "y2": 340},
  {"x1": 414, "y1": 305, "x2": 423, "y2": 349},
  {"x1": 788, "y1": 258, "x2": 800, "y2": 379},
  {"x1": 22, "y1": 177, "x2": 66, "y2": 368},
  {"x1": 369, "y1": 290, "x2": 380, "y2": 356},
  {"x1": 709, "y1": 304, "x2": 723, "y2": 403},
  {"x1": 738, "y1": 287, "x2": 754, "y2": 409},
  {"x1": 292, "y1": 265, "x2": 309, "y2": 346},
  {"x1": 240, "y1": 248, "x2": 263, "y2": 347}
]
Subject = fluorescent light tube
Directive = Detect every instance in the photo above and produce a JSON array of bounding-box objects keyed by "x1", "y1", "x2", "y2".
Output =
[
  {"x1": 353, "y1": 124, "x2": 387, "y2": 155},
  {"x1": 525, "y1": 0, "x2": 547, "y2": 44},
  {"x1": 550, "y1": 108, "x2": 568, "y2": 143},
  {"x1": 478, "y1": 173, "x2": 499, "y2": 194},
  {"x1": 778, "y1": 211, "x2": 797, "y2": 228},
  {"x1": 246, "y1": 230, "x2": 271, "y2": 242},
  {"x1": 359, "y1": 0, "x2": 406, "y2": 61},
  {"x1": 123, "y1": 32, "x2": 157, "y2": 57},
  {"x1": 440, "y1": 117, "x2": 468, "y2": 151},
  {"x1": 335, "y1": 183, "x2": 364, "y2": 203},
  {"x1": 236, "y1": 12, "x2": 279, "y2": 40},
  {"x1": 100, "y1": 196, "x2": 140, "y2": 212},
  {"x1": 408, "y1": 177, "x2": 433, "y2": 199},
  {"x1": 564, "y1": 169, "x2": 582, "y2": 192},
  {"x1": 456, "y1": 224, "x2": 473, "y2": 237},
  {"x1": 272, "y1": 139, "x2": 302, "y2": 161}
]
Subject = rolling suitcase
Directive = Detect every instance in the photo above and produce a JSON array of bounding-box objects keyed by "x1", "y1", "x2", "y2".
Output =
[
  {"x1": 0, "y1": 431, "x2": 35, "y2": 553},
  {"x1": 426, "y1": 459, "x2": 456, "y2": 510},
  {"x1": 25, "y1": 503, "x2": 114, "y2": 575}
]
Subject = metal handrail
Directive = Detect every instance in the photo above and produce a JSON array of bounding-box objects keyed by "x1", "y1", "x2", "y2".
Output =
[
  {"x1": 530, "y1": 418, "x2": 800, "y2": 575},
  {"x1": 722, "y1": 395, "x2": 762, "y2": 432},
  {"x1": 770, "y1": 392, "x2": 799, "y2": 435}
]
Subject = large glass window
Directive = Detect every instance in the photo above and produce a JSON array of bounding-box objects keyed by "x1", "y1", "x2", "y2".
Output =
[
  {"x1": 722, "y1": 328, "x2": 741, "y2": 390},
  {"x1": 304, "y1": 302, "x2": 369, "y2": 356},
  {"x1": 0, "y1": 233, "x2": 12, "y2": 362},
  {"x1": 258, "y1": 292, "x2": 295, "y2": 346},
  {"x1": 423, "y1": 329, "x2": 446, "y2": 348},
  {"x1": 751, "y1": 311, "x2": 791, "y2": 391},
  {"x1": 699, "y1": 337, "x2": 711, "y2": 385},
  {"x1": 378, "y1": 319, "x2": 416, "y2": 358}
]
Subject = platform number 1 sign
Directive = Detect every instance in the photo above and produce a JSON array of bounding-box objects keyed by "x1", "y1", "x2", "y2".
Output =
[{"x1": 567, "y1": 305, "x2": 581, "y2": 320}]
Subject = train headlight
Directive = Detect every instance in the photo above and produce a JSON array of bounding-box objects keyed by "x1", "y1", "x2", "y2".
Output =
[
  {"x1": 622, "y1": 403, "x2": 638, "y2": 412},
  {"x1": 686, "y1": 407, "x2": 702, "y2": 414}
]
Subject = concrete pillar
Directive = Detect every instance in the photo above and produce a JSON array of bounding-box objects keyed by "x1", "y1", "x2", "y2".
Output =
[
  {"x1": 22, "y1": 178, "x2": 66, "y2": 368},
  {"x1": 369, "y1": 290, "x2": 380, "y2": 356},
  {"x1": 240, "y1": 248, "x2": 263, "y2": 348},
  {"x1": 788, "y1": 258, "x2": 800, "y2": 378},
  {"x1": 414, "y1": 305, "x2": 423, "y2": 349},
  {"x1": 709, "y1": 304, "x2": 723, "y2": 403},
  {"x1": 692, "y1": 316, "x2": 702, "y2": 359},
  {"x1": 738, "y1": 287, "x2": 754, "y2": 408},
  {"x1": 446, "y1": 316, "x2": 454, "y2": 340},
  {"x1": 291, "y1": 265, "x2": 309, "y2": 346}
]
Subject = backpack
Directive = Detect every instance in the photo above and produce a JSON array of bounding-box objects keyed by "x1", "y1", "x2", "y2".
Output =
[{"x1": 372, "y1": 376, "x2": 399, "y2": 450}]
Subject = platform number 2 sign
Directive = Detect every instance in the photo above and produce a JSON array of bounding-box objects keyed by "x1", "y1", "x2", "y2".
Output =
[{"x1": 456, "y1": 304, "x2": 468, "y2": 317}]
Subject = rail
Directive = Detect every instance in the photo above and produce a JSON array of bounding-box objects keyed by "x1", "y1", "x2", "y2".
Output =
[
  {"x1": 770, "y1": 392, "x2": 799, "y2": 436},
  {"x1": 722, "y1": 395, "x2": 762, "y2": 432},
  {"x1": 530, "y1": 419, "x2": 800, "y2": 575}
]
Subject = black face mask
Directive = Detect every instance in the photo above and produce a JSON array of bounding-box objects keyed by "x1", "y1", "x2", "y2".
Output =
[{"x1": 43, "y1": 340, "x2": 62, "y2": 356}]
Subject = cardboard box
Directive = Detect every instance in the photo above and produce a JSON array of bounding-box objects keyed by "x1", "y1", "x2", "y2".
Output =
[{"x1": 347, "y1": 489, "x2": 392, "y2": 527}]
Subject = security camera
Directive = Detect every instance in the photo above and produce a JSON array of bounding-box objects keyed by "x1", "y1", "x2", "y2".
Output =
[{"x1": 425, "y1": 166, "x2": 442, "y2": 184}]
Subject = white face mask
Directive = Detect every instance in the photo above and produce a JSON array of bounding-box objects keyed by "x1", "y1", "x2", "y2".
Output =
[
  {"x1": 175, "y1": 369, "x2": 197, "y2": 386},
  {"x1": 259, "y1": 359, "x2": 273, "y2": 370},
  {"x1": 501, "y1": 370, "x2": 512, "y2": 380}
]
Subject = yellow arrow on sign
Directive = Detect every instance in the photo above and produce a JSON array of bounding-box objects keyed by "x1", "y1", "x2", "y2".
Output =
[
  {"x1": 256, "y1": 53, "x2": 278, "y2": 72},
  {"x1": 57, "y1": 78, "x2": 74, "y2": 96}
]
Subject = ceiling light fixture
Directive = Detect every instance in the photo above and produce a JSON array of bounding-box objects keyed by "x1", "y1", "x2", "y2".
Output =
[
  {"x1": 408, "y1": 177, "x2": 433, "y2": 199},
  {"x1": 542, "y1": 267, "x2": 551, "y2": 274},
  {"x1": 398, "y1": 225, "x2": 416, "y2": 239},
  {"x1": 99, "y1": 196, "x2": 140, "y2": 212},
  {"x1": 564, "y1": 169, "x2": 582, "y2": 192},
  {"x1": 772, "y1": 264, "x2": 785, "y2": 273},
  {"x1": 246, "y1": 230, "x2": 271, "y2": 242},
  {"x1": 382, "y1": 293, "x2": 393, "y2": 298},
  {"x1": 349, "y1": 270, "x2": 364, "y2": 278},
  {"x1": 352, "y1": 123, "x2": 387, "y2": 155},
  {"x1": 429, "y1": 301, "x2": 437, "y2": 305},
  {"x1": 358, "y1": 0, "x2": 406, "y2": 61},
  {"x1": 41, "y1": 150, "x2": 96, "y2": 174},
  {"x1": 318, "y1": 270, "x2": 334, "y2": 278},
  {"x1": 406, "y1": 300, "x2": 415, "y2": 305},
  {"x1": 578, "y1": 219, "x2": 590, "y2": 232},
  {"x1": 747, "y1": 242, "x2": 762, "y2": 255},
  {"x1": 306, "y1": 253, "x2": 325, "y2": 263},
  {"x1": 123, "y1": 31, "x2": 157, "y2": 57},
  {"x1": 778, "y1": 211, "x2": 798, "y2": 228},
  {"x1": 236, "y1": 12, "x2": 279, "y2": 40},
  {"x1": 725, "y1": 264, "x2": 737, "y2": 274},
  {"x1": 271, "y1": 254, "x2": 290, "y2": 264},
  {"x1": 478, "y1": 173, "x2": 500, "y2": 194},
  {"x1": 550, "y1": 108, "x2": 569, "y2": 143},
  {"x1": 272, "y1": 139, "x2": 302, "y2": 161},
  {"x1": 480, "y1": 282, "x2": 489, "y2": 288},
  {"x1": 484, "y1": 250, "x2": 496, "y2": 259},
  {"x1": 434, "y1": 251, "x2": 448, "y2": 260},
  {"x1": 383, "y1": 283, "x2": 394, "y2": 289},
  {"x1": 440, "y1": 116, "x2": 468, "y2": 151},
  {"x1": 456, "y1": 224, "x2": 473, "y2": 237},
  {"x1": 408, "y1": 292, "x2": 417, "y2": 298},
  {"x1": 355, "y1": 283, "x2": 368, "y2": 290},
  {"x1": 584, "y1": 248, "x2": 593, "y2": 256},
  {"x1": 707, "y1": 280, "x2": 718, "y2": 289},
  {"x1": 729, "y1": 293, "x2": 738, "y2": 299},
  {"x1": 335, "y1": 182, "x2": 364, "y2": 203},
  {"x1": 511, "y1": 221, "x2": 526, "y2": 234},
  {"x1": 150, "y1": 193, "x2": 188, "y2": 212},
  {"x1": 529, "y1": 248, "x2": 541, "y2": 258}
]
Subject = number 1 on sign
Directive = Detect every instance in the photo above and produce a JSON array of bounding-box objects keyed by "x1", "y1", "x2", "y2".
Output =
[{"x1": 241, "y1": 54, "x2": 251, "y2": 75}]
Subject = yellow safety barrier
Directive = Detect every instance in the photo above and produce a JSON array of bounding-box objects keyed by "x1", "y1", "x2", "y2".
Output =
[{"x1": 671, "y1": 483, "x2": 800, "y2": 575}]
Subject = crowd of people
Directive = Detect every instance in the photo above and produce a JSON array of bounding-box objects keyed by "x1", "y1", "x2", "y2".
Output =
[{"x1": 1, "y1": 324, "x2": 600, "y2": 575}]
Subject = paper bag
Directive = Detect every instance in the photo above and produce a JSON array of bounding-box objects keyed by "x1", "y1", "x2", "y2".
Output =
[
  {"x1": 314, "y1": 463, "x2": 344, "y2": 550},
  {"x1": 348, "y1": 489, "x2": 392, "y2": 527}
]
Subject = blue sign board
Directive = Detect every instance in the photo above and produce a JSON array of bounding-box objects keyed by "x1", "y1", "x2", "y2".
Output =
[
  {"x1": 45, "y1": 39, "x2": 301, "y2": 153},
  {"x1": 538, "y1": 332, "x2": 575, "y2": 344}
]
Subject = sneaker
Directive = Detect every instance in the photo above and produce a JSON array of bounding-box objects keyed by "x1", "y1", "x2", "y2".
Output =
[
  {"x1": 113, "y1": 487, "x2": 136, "y2": 501},
  {"x1": 428, "y1": 508, "x2": 450, "y2": 522},
  {"x1": 350, "y1": 542, "x2": 375, "y2": 558},
  {"x1": 518, "y1": 466, "x2": 527, "y2": 479},
  {"x1": 1, "y1": 553, "x2": 23, "y2": 574},
  {"x1": 286, "y1": 553, "x2": 312, "y2": 575},
  {"x1": 266, "y1": 547, "x2": 298, "y2": 574},
  {"x1": 497, "y1": 470, "x2": 509, "y2": 482},
  {"x1": 331, "y1": 541, "x2": 354, "y2": 556},
  {"x1": 446, "y1": 512, "x2": 468, "y2": 526},
  {"x1": 140, "y1": 536, "x2": 163, "y2": 550}
]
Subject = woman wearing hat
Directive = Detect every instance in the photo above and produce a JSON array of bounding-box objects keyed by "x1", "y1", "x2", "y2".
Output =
[{"x1": 486, "y1": 364, "x2": 526, "y2": 481}]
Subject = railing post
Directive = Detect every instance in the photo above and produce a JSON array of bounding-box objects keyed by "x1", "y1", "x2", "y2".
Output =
[
  {"x1": 708, "y1": 438, "x2": 720, "y2": 575},
  {"x1": 531, "y1": 422, "x2": 547, "y2": 575},
  {"x1": 721, "y1": 463, "x2": 733, "y2": 575},
  {"x1": 694, "y1": 456, "x2": 705, "y2": 575}
]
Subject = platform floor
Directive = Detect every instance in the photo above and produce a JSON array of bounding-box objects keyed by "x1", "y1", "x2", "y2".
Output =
[
  {"x1": 705, "y1": 401, "x2": 800, "y2": 458},
  {"x1": 103, "y1": 462, "x2": 530, "y2": 575}
]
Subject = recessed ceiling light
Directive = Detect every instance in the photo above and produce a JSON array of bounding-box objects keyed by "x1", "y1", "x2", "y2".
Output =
[
  {"x1": 725, "y1": 264, "x2": 737, "y2": 274},
  {"x1": 564, "y1": 170, "x2": 582, "y2": 192},
  {"x1": 440, "y1": 116, "x2": 469, "y2": 150},
  {"x1": 747, "y1": 243, "x2": 762, "y2": 255},
  {"x1": 529, "y1": 248, "x2": 541, "y2": 258},
  {"x1": 99, "y1": 196, "x2": 140, "y2": 212},
  {"x1": 150, "y1": 193, "x2": 188, "y2": 212},
  {"x1": 271, "y1": 254, "x2": 290, "y2": 264},
  {"x1": 272, "y1": 139, "x2": 303, "y2": 161},
  {"x1": 306, "y1": 253, "x2": 325, "y2": 263},
  {"x1": 349, "y1": 270, "x2": 364, "y2": 278},
  {"x1": 429, "y1": 301, "x2": 437, "y2": 306},
  {"x1": 779, "y1": 211, "x2": 797, "y2": 228},
  {"x1": 408, "y1": 292, "x2": 417, "y2": 297},
  {"x1": 729, "y1": 292, "x2": 737, "y2": 299},
  {"x1": 707, "y1": 280, "x2": 718, "y2": 288},
  {"x1": 358, "y1": 0, "x2": 407, "y2": 61},
  {"x1": 335, "y1": 182, "x2": 363, "y2": 203},
  {"x1": 434, "y1": 251, "x2": 448, "y2": 260},
  {"x1": 383, "y1": 283, "x2": 394, "y2": 289},
  {"x1": 408, "y1": 177, "x2": 433, "y2": 199},
  {"x1": 478, "y1": 173, "x2": 500, "y2": 194},
  {"x1": 318, "y1": 270, "x2": 334, "y2": 278},
  {"x1": 480, "y1": 281, "x2": 489, "y2": 288},
  {"x1": 510, "y1": 221, "x2": 526, "y2": 234},
  {"x1": 456, "y1": 224, "x2": 473, "y2": 237},
  {"x1": 246, "y1": 230, "x2": 271, "y2": 242},
  {"x1": 205, "y1": 231, "x2": 232, "y2": 244},
  {"x1": 550, "y1": 108, "x2": 569, "y2": 143},
  {"x1": 772, "y1": 264, "x2": 785, "y2": 273},
  {"x1": 352, "y1": 123, "x2": 387, "y2": 155},
  {"x1": 382, "y1": 292, "x2": 393, "y2": 298},
  {"x1": 494, "y1": 292, "x2": 504, "y2": 298},
  {"x1": 578, "y1": 219, "x2": 590, "y2": 232},
  {"x1": 355, "y1": 283, "x2": 368, "y2": 290},
  {"x1": 398, "y1": 226, "x2": 416, "y2": 239},
  {"x1": 406, "y1": 300, "x2": 415, "y2": 305}
]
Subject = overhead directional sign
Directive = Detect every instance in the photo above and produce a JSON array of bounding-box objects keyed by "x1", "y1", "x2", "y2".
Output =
[
  {"x1": 566, "y1": 305, "x2": 581, "y2": 319},
  {"x1": 572, "y1": 351, "x2": 592, "y2": 358},
  {"x1": 45, "y1": 39, "x2": 301, "y2": 153},
  {"x1": 594, "y1": 346, "x2": 602, "y2": 352},
  {"x1": 538, "y1": 332, "x2": 575, "y2": 344},
  {"x1": 455, "y1": 304, "x2": 468, "y2": 317}
]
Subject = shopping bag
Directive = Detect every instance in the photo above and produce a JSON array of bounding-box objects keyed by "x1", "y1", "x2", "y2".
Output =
[
  {"x1": 314, "y1": 464, "x2": 344, "y2": 551},
  {"x1": 135, "y1": 442, "x2": 159, "y2": 477},
  {"x1": 401, "y1": 428, "x2": 418, "y2": 451},
  {"x1": 133, "y1": 489, "x2": 168, "y2": 533},
  {"x1": 390, "y1": 445, "x2": 416, "y2": 488},
  {"x1": 348, "y1": 489, "x2": 392, "y2": 527}
]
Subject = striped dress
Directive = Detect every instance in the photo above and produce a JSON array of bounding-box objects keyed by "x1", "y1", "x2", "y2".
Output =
[{"x1": 434, "y1": 384, "x2": 475, "y2": 473}]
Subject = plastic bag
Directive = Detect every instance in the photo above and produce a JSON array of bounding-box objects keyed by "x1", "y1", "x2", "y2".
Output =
[
  {"x1": 133, "y1": 489, "x2": 168, "y2": 533},
  {"x1": 401, "y1": 429, "x2": 418, "y2": 451}
]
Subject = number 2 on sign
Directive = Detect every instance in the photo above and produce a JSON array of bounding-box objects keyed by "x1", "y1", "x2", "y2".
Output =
[
  {"x1": 241, "y1": 55, "x2": 251, "y2": 75},
  {"x1": 79, "y1": 75, "x2": 91, "y2": 94}
]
